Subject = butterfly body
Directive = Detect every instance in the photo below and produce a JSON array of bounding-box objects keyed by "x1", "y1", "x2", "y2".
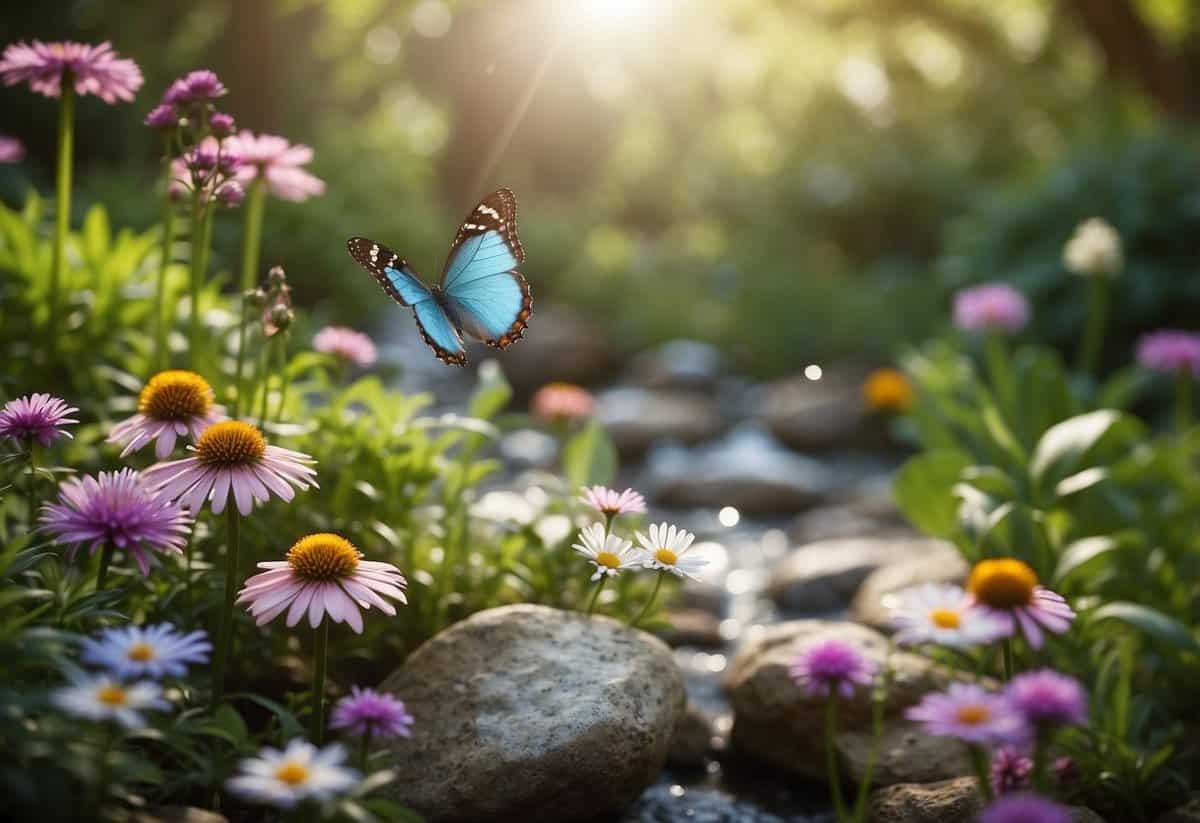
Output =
[{"x1": 347, "y1": 188, "x2": 531, "y2": 366}]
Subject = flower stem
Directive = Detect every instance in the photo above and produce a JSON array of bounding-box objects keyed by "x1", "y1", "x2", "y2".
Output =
[
  {"x1": 238, "y1": 177, "x2": 266, "y2": 292},
  {"x1": 1175, "y1": 369, "x2": 1192, "y2": 433},
  {"x1": 850, "y1": 653, "x2": 890, "y2": 823},
  {"x1": 49, "y1": 74, "x2": 74, "y2": 355},
  {"x1": 211, "y1": 507, "x2": 240, "y2": 709},
  {"x1": 823, "y1": 696, "x2": 847, "y2": 822},
  {"x1": 311, "y1": 619, "x2": 330, "y2": 744},
  {"x1": 359, "y1": 726, "x2": 373, "y2": 773},
  {"x1": 1001, "y1": 638, "x2": 1014, "y2": 682},
  {"x1": 257, "y1": 339, "x2": 274, "y2": 430},
  {"x1": 1031, "y1": 728, "x2": 1050, "y2": 793},
  {"x1": 273, "y1": 333, "x2": 290, "y2": 424},
  {"x1": 153, "y1": 149, "x2": 176, "y2": 371},
  {"x1": 631, "y1": 572, "x2": 664, "y2": 627},
  {"x1": 25, "y1": 440, "x2": 37, "y2": 528},
  {"x1": 1076, "y1": 277, "x2": 1108, "y2": 377},
  {"x1": 188, "y1": 193, "x2": 205, "y2": 367},
  {"x1": 969, "y1": 744, "x2": 994, "y2": 804},
  {"x1": 96, "y1": 543, "x2": 114, "y2": 591},
  {"x1": 585, "y1": 576, "x2": 608, "y2": 615}
]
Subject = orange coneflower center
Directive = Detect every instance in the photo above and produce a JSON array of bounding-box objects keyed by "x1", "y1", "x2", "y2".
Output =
[
  {"x1": 929, "y1": 608, "x2": 961, "y2": 629},
  {"x1": 595, "y1": 551, "x2": 622, "y2": 569},
  {"x1": 138, "y1": 370, "x2": 213, "y2": 421},
  {"x1": 127, "y1": 643, "x2": 156, "y2": 662},
  {"x1": 287, "y1": 533, "x2": 361, "y2": 581},
  {"x1": 96, "y1": 685, "x2": 129, "y2": 707},
  {"x1": 274, "y1": 762, "x2": 309, "y2": 786},
  {"x1": 968, "y1": 558, "x2": 1037, "y2": 609},
  {"x1": 862, "y1": 368, "x2": 913, "y2": 413},
  {"x1": 195, "y1": 421, "x2": 266, "y2": 467},
  {"x1": 655, "y1": 548, "x2": 678, "y2": 566},
  {"x1": 956, "y1": 704, "x2": 990, "y2": 726}
]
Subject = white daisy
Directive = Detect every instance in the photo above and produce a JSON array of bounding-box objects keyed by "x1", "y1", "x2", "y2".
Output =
[
  {"x1": 635, "y1": 522, "x2": 706, "y2": 580},
  {"x1": 52, "y1": 672, "x2": 169, "y2": 729},
  {"x1": 890, "y1": 583, "x2": 1009, "y2": 648},
  {"x1": 80, "y1": 623, "x2": 211, "y2": 680},
  {"x1": 226, "y1": 740, "x2": 360, "y2": 809},
  {"x1": 571, "y1": 522, "x2": 640, "y2": 581}
]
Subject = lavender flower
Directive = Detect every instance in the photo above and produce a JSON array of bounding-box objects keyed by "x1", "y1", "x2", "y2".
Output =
[
  {"x1": 0, "y1": 40, "x2": 143, "y2": 103},
  {"x1": 953, "y1": 283, "x2": 1030, "y2": 334},
  {"x1": 905, "y1": 683, "x2": 1029, "y2": 746},
  {"x1": 331, "y1": 687, "x2": 414, "y2": 739},
  {"x1": 990, "y1": 746, "x2": 1033, "y2": 795},
  {"x1": 788, "y1": 639, "x2": 876, "y2": 699},
  {"x1": 81, "y1": 623, "x2": 211, "y2": 680},
  {"x1": 162, "y1": 69, "x2": 226, "y2": 104},
  {"x1": 0, "y1": 393, "x2": 78, "y2": 446},
  {"x1": 1136, "y1": 330, "x2": 1200, "y2": 377},
  {"x1": 1006, "y1": 670, "x2": 1088, "y2": 729},
  {"x1": 144, "y1": 103, "x2": 178, "y2": 130},
  {"x1": 979, "y1": 794, "x2": 1072, "y2": 823},
  {"x1": 210, "y1": 111, "x2": 235, "y2": 137}
]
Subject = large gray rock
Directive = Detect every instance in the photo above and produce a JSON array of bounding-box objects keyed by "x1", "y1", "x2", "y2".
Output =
[
  {"x1": 837, "y1": 720, "x2": 970, "y2": 786},
  {"x1": 597, "y1": 387, "x2": 726, "y2": 454},
  {"x1": 626, "y1": 339, "x2": 723, "y2": 391},
  {"x1": 499, "y1": 304, "x2": 614, "y2": 393},
  {"x1": 377, "y1": 605, "x2": 685, "y2": 823},
  {"x1": 788, "y1": 499, "x2": 914, "y2": 545},
  {"x1": 667, "y1": 703, "x2": 719, "y2": 768},
  {"x1": 647, "y1": 424, "x2": 833, "y2": 515},
  {"x1": 767, "y1": 538, "x2": 951, "y2": 614},
  {"x1": 851, "y1": 544, "x2": 970, "y2": 632},
  {"x1": 725, "y1": 620, "x2": 965, "y2": 779},
  {"x1": 759, "y1": 374, "x2": 876, "y2": 451}
]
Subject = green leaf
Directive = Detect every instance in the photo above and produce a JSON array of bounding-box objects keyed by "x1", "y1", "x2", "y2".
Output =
[
  {"x1": 1055, "y1": 467, "x2": 1108, "y2": 498},
  {"x1": 562, "y1": 419, "x2": 618, "y2": 488},
  {"x1": 1054, "y1": 535, "x2": 1121, "y2": 583},
  {"x1": 893, "y1": 450, "x2": 971, "y2": 537},
  {"x1": 1089, "y1": 602, "x2": 1200, "y2": 653},
  {"x1": 468, "y1": 360, "x2": 513, "y2": 420},
  {"x1": 1030, "y1": 410, "x2": 1121, "y2": 481}
]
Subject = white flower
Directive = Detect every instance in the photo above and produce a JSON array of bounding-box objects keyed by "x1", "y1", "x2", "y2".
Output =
[
  {"x1": 890, "y1": 583, "x2": 1009, "y2": 648},
  {"x1": 226, "y1": 740, "x2": 359, "y2": 809},
  {"x1": 635, "y1": 522, "x2": 706, "y2": 580},
  {"x1": 1063, "y1": 217, "x2": 1122, "y2": 278},
  {"x1": 52, "y1": 672, "x2": 169, "y2": 729},
  {"x1": 571, "y1": 522, "x2": 640, "y2": 581},
  {"x1": 80, "y1": 623, "x2": 211, "y2": 680}
]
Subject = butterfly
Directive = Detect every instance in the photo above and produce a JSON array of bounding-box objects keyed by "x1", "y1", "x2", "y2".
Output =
[{"x1": 347, "y1": 188, "x2": 531, "y2": 367}]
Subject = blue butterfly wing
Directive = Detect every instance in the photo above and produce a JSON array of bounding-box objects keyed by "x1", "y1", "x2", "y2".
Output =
[
  {"x1": 412, "y1": 300, "x2": 467, "y2": 366},
  {"x1": 440, "y1": 189, "x2": 532, "y2": 348}
]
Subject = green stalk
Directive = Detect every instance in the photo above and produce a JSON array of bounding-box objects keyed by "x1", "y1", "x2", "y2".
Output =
[
  {"x1": 1076, "y1": 277, "x2": 1109, "y2": 378},
  {"x1": 1001, "y1": 638, "x2": 1014, "y2": 682},
  {"x1": 238, "y1": 177, "x2": 266, "y2": 292},
  {"x1": 585, "y1": 576, "x2": 608, "y2": 615},
  {"x1": 359, "y1": 727, "x2": 373, "y2": 772},
  {"x1": 1031, "y1": 728, "x2": 1050, "y2": 793},
  {"x1": 630, "y1": 572, "x2": 664, "y2": 627},
  {"x1": 211, "y1": 507, "x2": 240, "y2": 709},
  {"x1": 273, "y1": 333, "x2": 290, "y2": 424},
  {"x1": 311, "y1": 619, "x2": 329, "y2": 744},
  {"x1": 257, "y1": 339, "x2": 274, "y2": 430},
  {"x1": 188, "y1": 192, "x2": 205, "y2": 367},
  {"x1": 153, "y1": 149, "x2": 176, "y2": 371},
  {"x1": 850, "y1": 658, "x2": 889, "y2": 823},
  {"x1": 969, "y1": 744, "x2": 995, "y2": 803},
  {"x1": 49, "y1": 74, "x2": 75, "y2": 354},
  {"x1": 25, "y1": 440, "x2": 37, "y2": 528},
  {"x1": 1175, "y1": 369, "x2": 1192, "y2": 433},
  {"x1": 233, "y1": 291, "x2": 251, "y2": 417},
  {"x1": 824, "y1": 696, "x2": 847, "y2": 822},
  {"x1": 96, "y1": 543, "x2": 114, "y2": 591}
]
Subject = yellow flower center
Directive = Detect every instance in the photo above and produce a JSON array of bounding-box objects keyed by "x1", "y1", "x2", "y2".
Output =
[
  {"x1": 956, "y1": 704, "x2": 990, "y2": 726},
  {"x1": 195, "y1": 421, "x2": 266, "y2": 467},
  {"x1": 655, "y1": 548, "x2": 678, "y2": 566},
  {"x1": 138, "y1": 370, "x2": 214, "y2": 421},
  {"x1": 968, "y1": 558, "x2": 1038, "y2": 609},
  {"x1": 127, "y1": 642, "x2": 156, "y2": 662},
  {"x1": 274, "y1": 762, "x2": 309, "y2": 786},
  {"x1": 97, "y1": 685, "x2": 128, "y2": 707},
  {"x1": 929, "y1": 608, "x2": 961, "y2": 629},
  {"x1": 862, "y1": 368, "x2": 913, "y2": 413},
  {"x1": 287, "y1": 533, "x2": 361, "y2": 581},
  {"x1": 595, "y1": 551, "x2": 621, "y2": 569}
]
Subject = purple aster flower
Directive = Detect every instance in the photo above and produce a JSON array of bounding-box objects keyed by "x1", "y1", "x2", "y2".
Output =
[
  {"x1": 41, "y1": 468, "x2": 192, "y2": 576},
  {"x1": 162, "y1": 69, "x2": 226, "y2": 105},
  {"x1": 331, "y1": 686, "x2": 414, "y2": 739},
  {"x1": 81, "y1": 623, "x2": 211, "y2": 680},
  {"x1": 0, "y1": 135, "x2": 25, "y2": 163},
  {"x1": 0, "y1": 40, "x2": 143, "y2": 103},
  {"x1": 980, "y1": 794, "x2": 1072, "y2": 823},
  {"x1": 1005, "y1": 670, "x2": 1088, "y2": 729},
  {"x1": 313, "y1": 326, "x2": 378, "y2": 368},
  {"x1": 229, "y1": 130, "x2": 326, "y2": 202},
  {"x1": 953, "y1": 283, "x2": 1030, "y2": 334},
  {"x1": 217, "y1": 151, "x2": 242, "y2": 175},
  {"x1": 144, "y1": 103, "x2": 177, "y2": 130},
  {"x1": 216, "y1": 181, "x2": 245, "y2": 207},
  {"x1": 187, "y1": 145, "x2": 217, "y2": 172},
  {"x1": 788, "y1": 639, "x2": 876, "y2": 699},
  {"x1": 0, "y1": 393, "x2": 78, "y2": 446},
  {"x1": 990, "y1": 746, "x2": 1033, "y2": 795},
  {"x1": 210, "y1": 111, "x2": 235, "y2": 137},
  {"x1": 1136, "y1": 330, "x2": 1200, "y2": 378},
  {"x1": 161, "y1": 77, "x2": 190, "y2": 106},
  {"x1": 906, "y1": 683, "x2": 1029, "y2": 746}
]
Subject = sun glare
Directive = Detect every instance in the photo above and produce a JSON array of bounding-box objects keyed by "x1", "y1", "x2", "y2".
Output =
[{"x1": 576, "y1": 0, "x2": 662, "y2": 27}]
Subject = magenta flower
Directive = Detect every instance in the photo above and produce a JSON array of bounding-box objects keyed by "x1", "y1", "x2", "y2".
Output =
[
  {"x1": 581, "y1": 485, "x2": 647, "y2": 517},
  {"x1": 237, "y1": 533, "x2": 407, "y2": 634},
  {"x1": 107, "y1": 370, "x2": 225, "y2": 460},
  {"x1": 980, "y1": 794, "x2": 1072, "y2": 823},
  {"x1": 0, "y1": 135, "x2": 25, "y2": 163},
  {"x1": 1005, "y1": 670, "x2": 1088, "y2": 729},
  {"x1": 331, "y1": 686, "x2": 414, "y2": 739},
  {"x1": 216, "y1": 181, "x2": 245, "y2": 207},
  {"x1": 229, "y1": 130, "x2": 326, "y2": 202},
  {"x1": 952, "y1": 283, "x2": 1030, "y2": 334},
  {"x1": 143, "y1": 420, "x2": 317, "y2": 516},
  {"x1": 313, "y1": 326, "x2": 378, "y2": 368},
  {"x1": 990, "y1": 746, "x2": 1032, "y2": 795},
  {"x1": 144, "y1": 104, "x2": 177, "y2": 130},
  {"x1": 161, "y1": 69, "x2": 226, "y2": 105},
  {"x1": 41, "y1": 468, "x2": 192, "y2": 576},
  {"x1": 0, "y1": 40, "x2": 143, "y2": 103},
  {"x1": 0, "y1": 393, "x2": 78, "y2": 446},
  {"x1": 906, "y1": 683, "x2": 1029, "y2": 746},
  {"x1": 967, "y1": 559, "x2": 1075, "y2": 649},
  {"x1": 210, "y1": 111, "x2": 235, "y2": 137},
  {"x1": 788, "y1": 639, "x2": 876, "y2": 699},
  {"x1": 1136, "y1": 330, "x2": 1200, "y2": 377}
]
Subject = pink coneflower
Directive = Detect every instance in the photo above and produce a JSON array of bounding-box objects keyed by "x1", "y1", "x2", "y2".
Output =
[
  {"x1": 331, "y1": 687, "x2": 414, "y2": 739},
  {"x1": 580, "y1": 485, "x2": 646, "y2": 517},
  {"x1": 229, "y1": 130, "x2": 326, "y2": 202},
  {"x1": 905, "y1": 683, "x2": 1029, "y2": 746},
  {"x1": 237, "y1": 533, "x2": 407, "y2": 633},
  {"x1": 788, "y1": 639, "x2": 877, "y2": 699},
  {"x1": 0, "y1": 393, "x2": 78, "y2": 446},
  {"x1": 313, "y1": 326, "x2": 378, "y2": 368},
  {"x1": 108, "y1": 370, "x2": 226, "y2": 459},
  {"x1": 0, "y1": 40, "x2": 143, "y2": 103},
  {"x1": 0, "y1": 135, "x2": 25, "y2": 163},
  {"x1": 967, "y1": 559, "x2": 1075, "y2": 649},
  {"x1": 990, "y1": 746, "x2": 1032, "y2": 795},
  {"x1": 1136, "y1": 330, "x2": 1200, "y2": 377},
  {"x1": 531, "y1": 382, "x2": 594, "y2": 422},
  {"x1": 143, "y1": 420, "x2": 317, "y2": 516},
  {"x1": 980, "y1": 794, "x2": 1072, "y2": 823},
  {"x1": 1005, "y1": 670, "x2": 1088, "y2": 729},
  {"x1": 161, "y1": 69, "x2": 226, "y2": 105},
  {"x1": 40, "y1": 468, "x2": 192, "y2": 576},
  {"x1": 952, "y1": 283, "x2": 1030, "y2": 334}
]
